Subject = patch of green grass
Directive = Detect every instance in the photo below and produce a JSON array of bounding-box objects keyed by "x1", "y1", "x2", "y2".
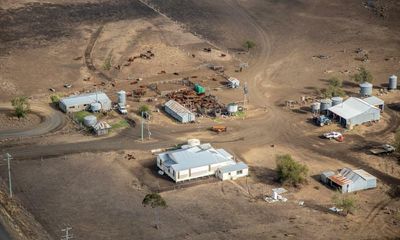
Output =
[
  {"x1": 73, "y1": 111, "x2": 91, "y2": 123},
  {"x1": 236, "y1": 111, "x2": 246, "y2": 118},
  {"x1": 111, "y1": 119, "x2": 129, "y2": 129},
  {"x1": 213, "y1": 118, "x2": 223, "y2": 123}
]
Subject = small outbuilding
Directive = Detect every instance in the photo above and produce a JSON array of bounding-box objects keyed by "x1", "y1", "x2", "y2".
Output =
[
  {"x1": 321, "y1": 168, "x2": 377, "y2": 193},
  {"x1": 328, "y1": 97, "x2": 380, "y2": 129},
  {"x1": 164, "y1": 100, "x2": 195, "y2": 123},
  {"x1": 59, "y1": 92, "x2": 112, "y2": 113},
  {"x1": 93, "y1": 121, "x2": 111, "y2": 136}
]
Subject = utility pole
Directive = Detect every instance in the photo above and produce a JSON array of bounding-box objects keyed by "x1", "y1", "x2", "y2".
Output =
[
  {"x1": 4, "y1": 153, "x2": 12, "y2": 198},
  {"x1": 141, "y1": 111, "x2": 145, "y2": 142},
  {"x1": 141, "y1": 111, "x2": 150, "y2": 141},
  {"x1": 243, "y1": 82, "x2": 249, "y2": 111},
  {"x1": 61, "y1": 227, "x2": 73, "y2": 240}
]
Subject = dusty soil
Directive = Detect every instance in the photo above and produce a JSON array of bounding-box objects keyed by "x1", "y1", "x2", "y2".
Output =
[
  {"x1": 0, "y1": 111, "x2": 42, "y2": 130},
  {"x1": 0, "y1": 0, "x2": 400, "y2": 239}
]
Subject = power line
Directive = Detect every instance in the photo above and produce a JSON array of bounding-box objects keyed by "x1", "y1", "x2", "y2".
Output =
[{"x1": 61, "y1": 227, "x2": 73, "y2": 240}]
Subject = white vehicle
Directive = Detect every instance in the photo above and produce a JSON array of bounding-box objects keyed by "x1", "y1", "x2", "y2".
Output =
[
  {"x1": 323, "y1": 131, "x2": 342, "y2": 139},
  {"x1": 117, "y1": 103, "x2": 128, "y2": 115}
]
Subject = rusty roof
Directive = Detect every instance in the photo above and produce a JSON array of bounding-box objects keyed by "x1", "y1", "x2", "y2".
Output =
[{"x1": 328, "y1": 174, "x2": 353, "y2": 186}]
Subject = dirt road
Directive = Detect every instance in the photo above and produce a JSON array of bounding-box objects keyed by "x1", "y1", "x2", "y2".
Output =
[{"x1": 0, "y1": 104, "x2": 66, "y2": 139}]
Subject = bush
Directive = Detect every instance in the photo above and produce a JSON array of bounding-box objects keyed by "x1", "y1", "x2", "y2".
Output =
[
  {"x1": 138, "y1": 105, "x2": 150, "y2": 115},
  {"x1": 103, "y1": 51, "x2": 112, "y2": 71},
  {"x1": 321, "y1": 77, "x2": 346, "y2": 98},
  {"x1": 352, "y1": 66, "x2": 373, "y2": 83},
  {"x1": 243, "y1": 40, "x2": 256, "y2": 51},
  {"x1": 332, "y1": 193, "x2": 358, "y2": 215},
  {"x1": 276, "y1": 154, "x2": 308, "y2": 187},
  {"x1": 50, "y1": 94, "x2": 61, "y2": 104},
  {"x1": 73, "y1": 111, "x2": 91, "y2": 123},
  {"x1": 11, "y1": 96, "x2": 30, "y2": 118}
]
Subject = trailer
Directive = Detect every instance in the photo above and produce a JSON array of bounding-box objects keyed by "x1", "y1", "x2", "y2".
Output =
[
  {"x1": 211, "y1": 125, "x2": 227, "y2": 133},
  {"x1": 369, "y1": 144, "x2": 395, "y2": 155}
]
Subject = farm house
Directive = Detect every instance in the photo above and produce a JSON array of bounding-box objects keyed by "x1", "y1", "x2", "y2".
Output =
[
  {"x1": 321, "y1": 168, "x2": 377, "y2": 193},
  {"x1": 156, "y1": 142, "x2": 248, "y2": 182},
  {"x1": 328, "y1": 97, "x2": 380, "y2": 129},
  {"x1": 59, "y1": 92, "x2": 112, "y2": 113},
  {"x1": 164, "y1": 99, "x2": 196, "y2": 123}
]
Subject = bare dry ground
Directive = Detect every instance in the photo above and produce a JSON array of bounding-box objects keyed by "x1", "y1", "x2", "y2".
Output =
[{"x1": 0, "y1": 0, "x2": 400, "y2": 239}]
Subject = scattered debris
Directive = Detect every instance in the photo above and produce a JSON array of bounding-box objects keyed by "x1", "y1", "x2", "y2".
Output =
[
  {"x1": 313, "y1": 54, "x2": 330, "y2": 60},
  {"x1": 49, "y1": 88, "x2": 56, "y2": 92},
  {"x1": 64, "y1": 83, "x2": 72, "y2": 88},
  {"x1": 203, "y1": 47, "x2": 211, "y2": 52}
]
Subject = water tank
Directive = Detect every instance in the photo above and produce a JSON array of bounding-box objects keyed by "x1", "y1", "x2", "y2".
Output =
[
  {"x1": 83, "y1": 115, "x2": 97, "y2": 127},
  {"x1": 331, "y1": 97, "x2": 343, "y2": 106},
  {"x1": 320, "y1": 99, "x2": 332, "y2": 111},
  {"x1": 389, "y1": 75, "x2": 397, "y2": 90},
  {"x1": 118, "y1": 90, "x2": 126, "y2": 106},
  {"x1": 360, "y1": 82, "x2": 373, "y2": 96},
  {"x1": 311, "y1": 102, "x2": 321, "y2": 113},
  {"x1": 187, "y1": 139, "x2": 201, "y2": 146},
  {"x1": 90, "y1": 102, "x2": 102, "y2": 112},
  {"x1": 227, "y1": 103, "x2": 239, "y2": 114}
]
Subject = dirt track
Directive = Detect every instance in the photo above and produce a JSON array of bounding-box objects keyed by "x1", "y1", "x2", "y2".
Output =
[{"x1": 0, "y1": 104, "x2": 66, "y2": 139}]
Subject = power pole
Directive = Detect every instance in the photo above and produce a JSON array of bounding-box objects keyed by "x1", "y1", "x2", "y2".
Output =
[
  {"x1": 243, "y1": 82, "x2": 249, "y2": 111},
  {"x1": 61, "y1": 227, "x2": 73, "y2": 240},
  {"x1": 4, "y1": 153, "x2": 12, "y2": 198}
]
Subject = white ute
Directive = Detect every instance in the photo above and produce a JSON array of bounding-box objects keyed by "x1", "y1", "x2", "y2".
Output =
[{"x1": 323, "y1": 131, "x2": 342, "y2": 139}]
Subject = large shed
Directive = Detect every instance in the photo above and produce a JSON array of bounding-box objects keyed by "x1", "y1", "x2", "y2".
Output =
[
  {"x1": 59, "y1": 92, "x2": 112, "y2": 113},
  {"x1": 363, "y1": 96, "x2": 384, "y2": 111},
  {"x1": 157, "y1": 143, "x2": 248, "y2": 182},
  {"x1": 216, "y1": 162, "x2": 248, "y2": 180},
  {"x1": 328, "y1": 97, "x2": 380, "y2": 129},
  {"x1": 323, "y1": 168, "x2": 377, "y2": 193},
  {"x1": 164, "y1": 100, "x2": 195, "y2": 123}
]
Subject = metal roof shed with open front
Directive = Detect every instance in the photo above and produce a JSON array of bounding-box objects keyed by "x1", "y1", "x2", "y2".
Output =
[{"x1": 164, "y1": 100, "x2": 195, "y2": 123}]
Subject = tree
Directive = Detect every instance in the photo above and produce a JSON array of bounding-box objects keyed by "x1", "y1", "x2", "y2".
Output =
[
  {"x1": 332, "y1": 193, "x2": 357, "y2": 215},
  {"x1": 138, "y1": 104, "x2": 150, "y2": 115},
  {"x1": 275, "y1": 154, "x2": 308, "y2": 187},
  {"x1": 142, "y1": 193, "x2": 167, "y2": 229},
  {"x1": 11, "y1": 96, "x2": 30, "y2": 118},
  {"x1": 50, "y1": 94, "x2": 60, "y2": 104},
  {"x1": 243, "y1": 40, "x2": 256, "y2": 51},
  {"x1": 321, "y1": 77, "x2": 346, "y2": 98},
  {"x1": 352, "y1": 66, "x2": 373, "y2": 83}
]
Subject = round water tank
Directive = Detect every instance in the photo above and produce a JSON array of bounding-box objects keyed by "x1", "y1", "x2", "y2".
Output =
[
  {"x1": 389, "y1": 75, "x2": 397, "y2": 90},
  {"x1": 360, "y1": 82, "x2": 373, "y2": 96},
  {"x1": 83, "y1": 115, "x2": 97, "y2": 127},
  {"x1": 311, "y1": 102, "x2": 321, "y2": 113},
  {"x1": 227, "y1": 103, "x2": 239, "y2": 114},
  {"x1": 320, "y1": 99, "x2": 332, "y2": 111},
  {"x1": 187, "y1": 139, "x2": 201, "y2": 146},
  {"x1": 90, "y1": 102, "x2": 102, "y2": 112},
  {"x1": 118, "y1": 90, "x2": 126, "y2": 106},
  {"x1": 331, "y1": 97, "x2": 343, "y2": 106}
]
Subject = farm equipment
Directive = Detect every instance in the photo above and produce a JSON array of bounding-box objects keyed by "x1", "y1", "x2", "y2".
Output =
[
  {"x1": 211, "y1": 125, "x2": 227, "y2": 133},
  {"x1": 314, "y1": 115, "x2": 331, "y2": 127},
  {"x1": 370, "y1": 144, "x2": 395, "y2": 155}
]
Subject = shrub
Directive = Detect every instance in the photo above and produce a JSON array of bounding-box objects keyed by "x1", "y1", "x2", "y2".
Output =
[
  {"x1": 50, "y1": 94, "x2": 61, "y2": 104},
  {"x1": 276, "y1": 154, "x2": 308, "y2": 187},
  {"x1": 332, "y1": 193, "x2": 358, "y2": 215},
  {"x1": 243, "y1": 40, "x2": 256, "y2": 51},
  {"x1": 11, "y1": 96, "x2": 30, "y2": 118},
  {"x1": 103, "y1": 51, "x2": 113, "y2": 71},
  {"x1": 352, "y1": 66, "x2": 373, "y2": 83},
  {"x1": 321, "y1": 77, "x2": 346, "y2": 98},
  {"x1": 138, "y1": 104, "x2": 150, "y2": 116}
]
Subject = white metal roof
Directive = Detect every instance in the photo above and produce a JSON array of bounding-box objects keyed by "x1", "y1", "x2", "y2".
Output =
[
  {"x1": 353, "y1": 169, "x2": 376, "y2": 181},
  {"x1": 60, "y1": 92, "x2": 111, "y2": 107},
  {"x1": 218, "y1": 162, "x2": 248, "y2": 174},
  {"x1": 328, "y1": 97, "x2": 379, "y2": 120},
  {"x1": 93, "y1": 121, "x2": 111, "y2": 130},
  {"x1": 363, "y1": 96, "x2": 384, "y2": 106},
  {"x1": 164, "y1": 100, "x2": 193, "y2": 116},
  {"x1": 158, "y1": 144, "x2": 235, "y2": 171}
]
